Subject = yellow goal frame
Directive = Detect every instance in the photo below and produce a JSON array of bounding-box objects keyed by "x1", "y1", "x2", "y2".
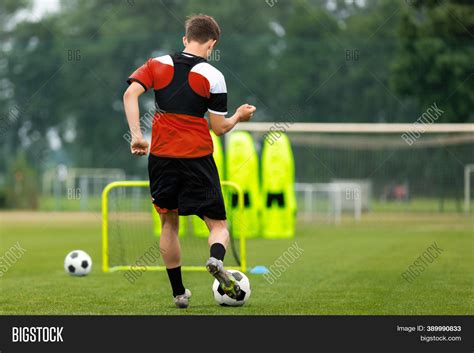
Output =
[{"x1": 101, "y1": 180, "x2": 247, "y2": 273}]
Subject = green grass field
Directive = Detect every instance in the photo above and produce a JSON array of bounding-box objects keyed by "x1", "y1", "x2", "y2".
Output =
[{"x1": 0, "y1": 212, "x2": 472, "y2": 315}]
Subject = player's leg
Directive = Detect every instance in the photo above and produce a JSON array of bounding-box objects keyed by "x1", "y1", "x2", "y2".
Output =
[
  {"x1": 206, "y1": 217, "x2": 228, "y2": 263},
  {"x1": 157, "y1": 211, "x2": 191, "y2": 308},
  {"x1": 207, "y1": 218, "x2": 229, "y2": 250},
  {"x1": 148, "y1": 155, "x2": 190, "y2": 308},
  {"x1": 205, "y1": 217, "x2": 242, "y2": 299},
  {"x1": 177, "y1": 154, "x2": 241, "y2": 298},
  {"x1": 158, "y1": 211, "x2": 181, "y2": 268}
]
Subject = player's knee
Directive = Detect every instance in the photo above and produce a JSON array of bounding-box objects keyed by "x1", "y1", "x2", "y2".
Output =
[
  {"x1": 206, "y1": 219, "x2": 229, "y2": 246},
  {"x1": 205, "y1": 219, "x2": 227, "y2": 232},
  {"x1": 160, "y1": 213, "x2": 179, "y2": 234}
]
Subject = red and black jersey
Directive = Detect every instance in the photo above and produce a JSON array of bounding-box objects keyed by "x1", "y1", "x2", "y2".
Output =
[{"x1": 127, "y1": 52, "x2": 227, "y2": 158}]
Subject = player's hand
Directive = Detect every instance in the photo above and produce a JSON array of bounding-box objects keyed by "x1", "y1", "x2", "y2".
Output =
[
  {"x1": 236, "y1": 104, "x2": 256, "y2": 122},
  {"x1": 130, "y1": 137, "x2": 149, "y2": 156}
]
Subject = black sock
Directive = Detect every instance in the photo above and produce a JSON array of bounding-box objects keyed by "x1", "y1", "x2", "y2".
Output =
[
  {"x1": 166, "y1": 266, "x2": 185, "y2": 297},
  {"x1": 210, "y1": 243, "x2": 226, "y2": 261}
]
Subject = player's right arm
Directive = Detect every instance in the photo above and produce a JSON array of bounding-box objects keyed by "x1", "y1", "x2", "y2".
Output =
[
  {"x1": 124, "y1": 59, "x2": 156, "y2": 155},
  {"x1": 123, "y1": 81, "x2": 148, "y2": 155}
]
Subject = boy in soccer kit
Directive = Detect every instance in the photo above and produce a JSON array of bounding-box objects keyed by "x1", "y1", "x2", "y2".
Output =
[{"x1": 123, "y1": 14, "x2": 256, "y2": 308}]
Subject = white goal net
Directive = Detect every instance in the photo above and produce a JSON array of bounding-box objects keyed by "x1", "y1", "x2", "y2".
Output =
[{"x1": 235, "y1": 122, "x2": 474, "y2": 219}]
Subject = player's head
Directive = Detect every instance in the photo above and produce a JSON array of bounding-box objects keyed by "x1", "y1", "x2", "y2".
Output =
[{"x1": 183, "y1": 14, "x2": 221, "y2": 56}]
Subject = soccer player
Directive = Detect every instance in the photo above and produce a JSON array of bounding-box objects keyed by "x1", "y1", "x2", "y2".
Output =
[{"x1": 123, "y1": 14, "x2": 256, "y2": 308}]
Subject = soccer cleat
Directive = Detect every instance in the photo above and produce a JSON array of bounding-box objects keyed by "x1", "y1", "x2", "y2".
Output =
[
  {"x1": 206, "y1": 257, "x2": 241, "y2": 300},
  {"x1": 173, "y1": 288, "x2": 192, "y2": 309}
]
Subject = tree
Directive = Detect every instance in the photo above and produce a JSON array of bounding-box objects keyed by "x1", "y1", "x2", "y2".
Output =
[{"x1": 391, "y1": 0, "x2": 474, "y2": 122}]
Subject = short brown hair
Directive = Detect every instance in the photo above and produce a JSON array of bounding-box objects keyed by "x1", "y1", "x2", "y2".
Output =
[{"x1": 185, "y1": 14, "x2": 221, "y2": 44}]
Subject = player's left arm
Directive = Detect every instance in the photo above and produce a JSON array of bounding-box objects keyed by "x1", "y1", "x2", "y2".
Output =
[
  {"x1": 209, "y1": 104, "x2": 256, "y2": 136},
  {"x1": 207, "y1": 68, "x2": 256, "y2": 136}
]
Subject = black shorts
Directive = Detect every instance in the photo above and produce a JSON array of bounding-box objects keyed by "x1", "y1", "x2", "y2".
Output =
[{"x1": 148, "y1": 153, "x2": 227, "y2": 220}]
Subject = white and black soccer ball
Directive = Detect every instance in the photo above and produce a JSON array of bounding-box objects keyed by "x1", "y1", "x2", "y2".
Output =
[
  {"x1": 64, "y1": 250, "x2": 92, "y2": 276},
  {"x1": 212, "y1": 270, "x2": 251, "y2": 306}
]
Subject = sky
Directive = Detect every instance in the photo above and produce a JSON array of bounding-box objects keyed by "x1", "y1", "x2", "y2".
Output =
[
  {"x1": 15, "y1": 0, "x2": 60, "y2": 23},
  {"x1": 6, "y1": 0, "x2": 60, "y2": 33},
  {"x1": 31, "y1": 0, "x2": 60, "y2": 19}
]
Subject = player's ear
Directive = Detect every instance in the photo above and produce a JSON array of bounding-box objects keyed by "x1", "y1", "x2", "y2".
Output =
[
  {"x1": 206, "y1": 39, "x2": 217, "y2": 58},
  {"x1": 182, "y1": 36, "x2": 187, "y2": 46}
]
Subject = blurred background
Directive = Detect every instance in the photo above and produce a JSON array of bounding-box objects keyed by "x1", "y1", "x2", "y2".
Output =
[{"x1": 0, "y1": 0, "x2": 472, "y2": 215}]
